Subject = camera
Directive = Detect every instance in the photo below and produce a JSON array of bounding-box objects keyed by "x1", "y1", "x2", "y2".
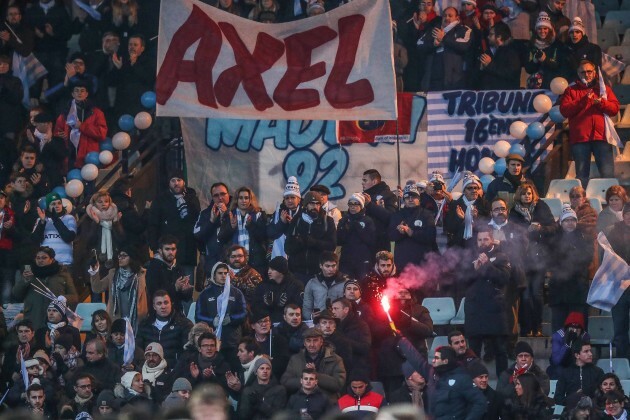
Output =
[
  {"x1": 534, "y1": 49, "x2": 544, "y2": 60},
  {"x1": 432, "y1": 180, "x2": 444, "y2": 191}
]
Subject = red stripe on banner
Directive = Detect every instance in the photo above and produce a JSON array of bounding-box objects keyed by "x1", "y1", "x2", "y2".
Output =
[{"x1": 337, "y1": 92, "x2": 413, "y2": 144}]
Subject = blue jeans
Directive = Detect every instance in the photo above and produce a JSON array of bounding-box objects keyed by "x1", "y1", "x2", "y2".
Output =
[
  {"x1": 571, "y1": 141, "x2": 615, "y2": 188},
  {"x1": 612, "y1": 289, "x2": 630, "y2": 359}
]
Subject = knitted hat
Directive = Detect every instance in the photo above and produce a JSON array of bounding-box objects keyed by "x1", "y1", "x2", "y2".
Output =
[
  {"x1": 505, "y1": 153, "x2": 525, "y2": 163},
  {"x1": 344, "y1": 279, "x2": 361, "y2": 293},
  {"x1": 48, "y1": 296, "x2": 68, "y2": 315},
  {"x1": 302, "y1": 327, "x2": 324, "y2": 338},
  {"x1": 535, "y1": 11, "x2": 554, "y2": 30},
  {"x1": 33, "y1": 112, "x2": 55, "y2": 124},
  {"x1": 45, "y1": 192, "x2": 62, "y2": 208},
  {"x1": 268, "y1": 256, "x2": 289, "y2": 275},
  {"x1": 514, "y1": 341, "x2": 534, "y2": 356},
  {"x1": 75, "y1": 412, "x2": 92, "y2": 420},
  {"x1": 429, "y1": 171, "x2": 445, "y2": 184},
  {"x1": 283, "y1": 176, "x2": 300, "y2": 197},
  {"x1": 144, "y1": 342, "x2": 164, "y2": 359},
  {"x1": 111, "y1": 318, "x2": 127, "y2": 335},
  {"x1": 462, "y1": 0, "x2": 477, "y2": 6},
  {"x1": 560, "y1": 203, "x2": 578, "y2": 222},
  {"x1": 310, "y1": 184, "x2": 331, "y2": 196},
  {"x1": 403, "y1": 184, "x2": 421, "y2": 198},
  {"x1": 462, "y1": 172, "x2": 481, "y2": 189},
  {"x1": 33, "y1": 350, "x2": 51, "y2": 366},
  {"x1": 168, "y1": 168, "x2": 184, "y2": 181},
  {"x1": 303, "y1": 191, "x2": 323, "y2": 205},
  {"x1": 467, "y1": 361, "x2": 489, "y2": 378},
  {"x1": 25, "y1": 359, "x2": 40, "y2": 369},
  {"x1": 417, "y1": 180, "x2": 428, "y2": 189},
  {"x1": 120, "y1": 371, "x2": 140, "y2": 391},
  {"x1": 569, "y1": 17, "x2": 586, "y2": 34},
  {"x1": 348, "y1": 193, "x2": 365, "y2": 208},
  {"x1": 481, "y1": 3, "x2": 498, "y2": 13},
  {"x1": 55, "y1": 334, "x2": 73, "y2": 351},
  {"x1": 564, "y1": 312, "x2": 585, "y2": 329},
  {"x1": 253, "y1": 356, "x2": 272, "y2": 372},
  {"x1": 96, "y1": 390, "x2": 117, "y2": 408},
  {"x1": 171, "y1": 378, "x2": 192, "y2": 392},
  {"x1": 250, "y1": 308, "x2": 270, "y2": 325}
]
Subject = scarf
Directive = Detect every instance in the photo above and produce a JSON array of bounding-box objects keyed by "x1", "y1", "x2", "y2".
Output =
[
  {"x1": 87, "y1": 204, "x2": 119, "y2": 260},
  {"x1": 462, "y1": 196, "x2": 476, "y2": 240},
  {"x1": 34, "y1": 129, "x2": 52, "y2": 152},
  {"x1": 142, "y1": 359, "x2": 167, "y2": 385},
  {"x1": 215, "y1": 274, "x2": 231, "y2": 339},
  {"x1": 436, "y1": 21, "x2": 459, "y2": 53},
  {"x1": 17, "y1": 343, "x2": 31, "y2": 363},
  {"x1": 534, "y1": 38, "x2": 551, "y2": 51},
  {"x1": 39, "y1": 0, "x2": 55, "y2": 14},
  {"x1": 111, "y1": 268, "x2": 139, "y2": 330},
  {"x1": 74, "y1": 393, "x2": 93, "y2": 406},
  {"x1": 514, "y1": 201, "x2": 535, "y2": 224},
  {"x1": 410, "y1": 386, "x2": 424, "y2": 408},
  {"x1": 503, "y1": 171, "x2": 523, "y2": 189},
  {"x1": 174, "y1": 193, "x2": 189, "y2": 219},
  {"x1": 237, "y1": 212, "x2": 250, "y2": 250},
  {"x1": 301, "y1": 212, "x2": 314, "y2": 225},
  {"x1": 508, "y1": 364, "x2": 531, "y2": 383},
  {"x1": 0, "y1": 209, "x2": 4, "y2": 239},
  {"x1": 242, "y1": 354, "x2": 263, "y2": 384},
  {"x1": 47, "y1": 321, "x2": 67, "y2": 347},
  {"x1": 66, "y1": 100, "x2": 82, "y2": 151}
]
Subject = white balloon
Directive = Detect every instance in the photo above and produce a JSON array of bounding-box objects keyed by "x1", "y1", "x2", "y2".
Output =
[
  {"x1": 494, "y1": 140, "x2": 512, "y2": 158},
  {"x1": 478, "y1": 157, "x2": 495, "y2": 175},
  {"x1": 112, "y1": 132, "x2": 131, "y2": 150},
  {"x1": 533, "y1": 94, "x2": 553, "y2": 114},
  {"x1": 81, "y1": 163, "x2": 99, "y2": 181},
  {"x1": 61, "y1": 198, "x2": 73, "y2": 214},
  {"x1": 550, "y1": 77, "x2": 569, "y2": 95},
  {"x1": 99, "y1": 150, "x2": 114, "y2": 165},
  {"x1": 134, "y1": 111, "x2": 152, "y2": 130},
  {"x1": 65, "y1": 179, "x2": 84, "y2": 198},
  {"x1": 510, "y1": 121, "x2": 528, "y2": 139}
]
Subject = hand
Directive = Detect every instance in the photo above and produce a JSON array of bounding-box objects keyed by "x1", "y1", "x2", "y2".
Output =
[
  {"x1": 305, "y1": 362, "x2": 316, "y2": 370},
  {"x1": 472, "y1": 15, "x2": 481, "y2": 30},
  {"x1": 394, "y1": 188, "x2": 403, "y2": 198},
  {"x1": 478, "y1": 253, "x2": 489, "y2": 265},
  {"x1": 263, "y1": 291, "x2": 273, "y2": 306},
  {"x1": 222, "y1": 315, "x2": 231, "y2": 326},
  {"x1": 245, "y1": 214, "x2": 252, "y2": 226},
  {"x1": 88, "y1": 206, "x2": 100, "y2": 223},
  {"x1": 226, "y1": 372, "x2": 241, "y2": 390},
  {"x1": 377, "y1": 198, "x2": 385, "y2": 207},
  {"x1": 528, "y1": 222, "x2": 541, "y2": 232},
  {"x1": 26, "y1": 129, "x2": 35, "y2": 143},
  {"x1": 479, "y1": 53, "x2": 492, "y2": 68},
  {"x1": 278, "y1": 292, "x2": 288, "y2": 306},
  {"x1": 24, "y1": 200, "x2": 31, "y2": 214},
  {"x1": 0, "y1": 31, "x2": 9, "y2": 42},
  {"x1": 30, "y1": 173, "x2": 41, "y2": 185},
  {"x1": 202, "y1": 367, "x2": 214, "y2": 378},
  {"x1": 456, "y1": 205, "x2": 465, "y2": 220},
  {"x1": 362, "y1": 193, "x2": 371, "y2": 205},
  {"x1": 129, "y1": 53, "x2": 138, "y2": 66},
  {"x1": 65, "y1": 63, "x2": 76, "y2": 79},
  {"x1": 3, "y1": 218, "x2": 13, "y2": 229},
  {"x1": 471, "y1": 206, "x2": 478, "y2": 219},
  {"x1": 34, "y1": 27, "x2": 44, "y2": 38},
  {"x1": 397, "y1": 223, "x2": 410, "y2": 236},
  {"x1": 210, "y1": 205, "x2": 219, "y2": 222},
  {"x1": 74, "y1": 119, "x2": 82, "y2": 129},
  {"x1": 535, "y1": 51, "x2": 546, "y2": 63},
  {"x1": 432, "y1": 27, "x2": 444, "y2": 43},
  {"x1": 37, "y1": 207, "x2": 46, "y2": 221},
  {"x1": 280, "y1": 209, "x2": 290, "y2": 223},
  {"x1": 112, "y1": 53, "x2": 123, "y2": 69},
  {"x1": 175, "y1": 276, "x2": 192, "y2": 292},
  {"x1": 44, "y1": 23, "x2": 54, "y2": 36},
  {"x1": 190, "y1": 362, "x2": 200, "y2": 378},
  {"x1": 213, "y1": 316, "x2": 220, "y2": 328}
]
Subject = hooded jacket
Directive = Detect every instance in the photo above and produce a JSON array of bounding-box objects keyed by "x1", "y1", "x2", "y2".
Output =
[
  {"x1": 303, "y1": 271, "x2": 349, "y2": 320},
  {"x1": 337, "y1": 210, "x2": 376, "y2": 278},
  {"x1": 253, "y1": 273, "x2": 304, "y2": 323},
  {"x1": 363, "y1": 181, "x2": 398, "y2": 252},
  {"x1": 337, "y1": 382, "x2": 384, "y2": 418},
  {"x1": 284, "y1": 209, "x2": 337, "y2": 277}
]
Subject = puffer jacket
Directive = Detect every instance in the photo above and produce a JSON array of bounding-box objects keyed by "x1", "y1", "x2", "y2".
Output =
[
  {"x1": 284, "y1": 210, "x2": 337, "y2": 277},
  {"x1": 303, "y1": 272, "x2": 349, "y2": 320},
  {"x1": 136, "y1": 311, "x2": 193, "y2": 367},
  {"x1": 237, "y1": 377, "x2": 287, "y2": 420}
]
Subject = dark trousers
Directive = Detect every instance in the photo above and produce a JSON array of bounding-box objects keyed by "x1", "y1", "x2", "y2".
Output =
[
  {"x1": 469, "y1": 335, "x2": 508, "y2": 378},
  {"x1": 520, "y1": 270, "x2": 545, "y2": 334},
  {"x1": 612, "y1": 289, "x2": 630, "y2": 359},
  {"x1": 571, "y1": 141, "x2": 615, "y2": 189}
]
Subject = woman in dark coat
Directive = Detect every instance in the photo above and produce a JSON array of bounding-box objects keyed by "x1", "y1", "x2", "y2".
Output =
[
  {"x1": 524, "y1": 12, "x2": 569, "y2": 90},
  {"x1": 509, "y1": 181, "x2": 557, "y2": 337},
  {"x1": 337, "y1": 193, "x2": 376, "y2": 280},
  {"x1": 502, "y1": 372, "x2": 553, "y2": 419}
]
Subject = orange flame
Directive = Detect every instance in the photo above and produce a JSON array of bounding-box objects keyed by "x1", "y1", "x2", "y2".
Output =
[{"x1": 381, "y1": 295, "x2": 390, "y2": 313}]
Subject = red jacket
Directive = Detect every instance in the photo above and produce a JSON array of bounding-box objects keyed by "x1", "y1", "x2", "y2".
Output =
[
  {"x1": 54, "y1": 104, "x2": 108, "y2": 168},
  {"x1": 338, "y1": 390, "x2": 384, "y2": 416},
  {"x1": 0, "y1": 206, "x2": 15, "y2": 250},
  {"x1": 559, "y1": 80, "x2": 619, "y2": 145}
]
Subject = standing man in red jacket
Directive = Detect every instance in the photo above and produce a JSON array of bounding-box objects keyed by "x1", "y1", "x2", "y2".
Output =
[{"x1": 559, "y1": 60, "x2": 619, "y2": 188}]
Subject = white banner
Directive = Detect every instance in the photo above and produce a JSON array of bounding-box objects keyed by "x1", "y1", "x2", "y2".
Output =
[{"x1": 156, "y1": 0, "x2": 396, "y2": 120}]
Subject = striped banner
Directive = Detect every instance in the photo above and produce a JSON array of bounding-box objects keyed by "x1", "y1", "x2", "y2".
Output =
[
  {"x1": 426, "y1": 90, "x2": 556, "y2": 176},
  {"x1": 587, "y1": 232, "x2": 630, "y2": 312}
]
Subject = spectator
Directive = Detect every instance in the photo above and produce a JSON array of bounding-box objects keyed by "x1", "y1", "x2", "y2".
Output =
[
  {"x1": 525, "y1": 12, "x2": 567, "y2": 90},
  {"x1": 188, "y1": 383, "x2": 230, "y2": 420},
  {"x1": 569, "y1": 186, "x2": 598, "y2": 240},
  {"x1": 281, "y1": 327, "x2": 346, "y2": 402},
  {"x1": 84, "y1": 309, "x2": 111, "y2": 349},
  {"x1": 13, "y1": 247, "x2": 78, "y2": 330},
  {"x1": 0, "y1": 6, "x2": 34, "y2": 59},
  {"x1": 136, "y1": 290, "x2": 193, "y2": 367},
  {"x1": 109, "y1": 176, "x2": 149, "y2": 263},
  {"x1": 548, "y1": 312, "x2": 591, "y2": 380},
  {"x1": 543, "y1": 0, "x2": 570, "y2": 41},
  {"x1": 486, "y1": 154, "x2": 528, "y2": 205},
  {"x1": 478, "y1": 22, "x2": 522, "y2": 91},
  {"x1": 602, "y1": 390, "x2": 629, "y2": 419},
  {"x1": 71, "y1": 0, "x2": 112, "y2": 53},
  {"x1": 194, "y1": 181, "x2": 231, "y2": 278},
  {"x1": 58, "y1": 373, "x2": 96, "y2": 418},
  {"x1": 85, "y1": 31, "x2": 120, "y2": 114},
  {"x1": 302, "y1": 251, "x2": 348, "y2": 321},
  {"x1": 284, "y1": 191, "x2": 337, "y2": 285},
  {"x1": 116, "y1": 371, "x2": 153, "y2": 407},
  {"x1": 140, "y1": 342, "x2": 173, "y2": 405},
  {"x1": 388, "y1": 183, "x2": 437, "y2": 270},
  {"x1": 343, "y1": 279, "x2": 374, "y2": 323},
  {"x1": 46, "y1": 52, "x2": 98, "y2": 109},
  {"x1": 497, "y1": 341, "x2": 550, "y2": 399},
  {"x1": 162, "y1": 377, "x2": 192, "y2": 410},
  {"x1": 337, "y1": 192, "x2": 376, "y2": 280},
  {"x1": 565, "y1": 17, "x2": 601, "y2": 75},
  {"x1": 286, "y1": 368, "x2": 331, "y2": 419},
  {"x1": 145, "y1": 235, "x2": 193, "y2": 314},
  {"x1": 445, "y1": 172, "x2": 489, "y2": 248},
  {"x1": 309, "y1": 184, "x2": 342, "y2": 228},
  {"x1": 0, "y1": 320, "x2": 44, "y2": 386},
  {"x1": 459, "y1": 0, "x2": 480, "y2": 32},
  {"x1": 331, "y1": 297, "x2": 372, "y2": 368},
  {"x1": 596, "y1": 185, "x2": 628, "y2": 234},
  {"x1": 83, "y1": 189, "x2": 125, "y2": 269},
  {"x1": 107, "y1": 0, "x2": 140, "y2": 49},
  {"x1": 247, "y1": 310, "x2": 290, "y2": 380},
  {"x1": 89, "y1": 246, "x2": 147, "y2": 330},
  {"x1": 448, "y1": 330, "x2": 479, "y2": 368},
  {"x1": 181, "y1": 322, "x2": 214, "y2": 362},
  {"x1": 555, "y1": 340, "x2": 604, "y2": 410},
  {"x1": 468, "y1": 362, "x2": 502, "y2": 420},
  {"x1": 23, "y1": 383, "x2": 55, "y2": 418},
  {"x1": 107, "y1": 317, "x2": 141, "y2": 370},
  {"x1": 559, "y1": 59, "x2": 619, "y2": 188},
  {"x1": 76, "y1": 338, "x2": 121, "y2": 393},
  {"x1": 548, "y1": 205, "x2": 593, "y2": 331},
  {"x1": 0, "y1": 188, "x2": 15, "y2": 303},
  {"x1": 50, "y1": 333, "x2": 83, "y2": 386},
  {"x1": 219, "y1": 186, "x2": 268, "y2": 276},
  {"x1": 509, "y1": 181, "x2": 556, "y2": 337},
  {"x1": 607, "y1": 203, "x2": 630, "y2": 359},
  {"x1": 0, "y1": 54, "x2": 24, "y2": 140},
  {"x1": 388, "y1": 363, "x2": 427, "y2": 408},
  {"x1": 273, "y1": 304, "x2": 309, "y2": 354},
  {"x1": 237, "y1": 356, "x2": 287, "y2": 419},
  {"x1": 361, "y1": 250, "x2": 397, "y2": 308},
  {"x1": 502, "y1": 372, "x2": 553, "y2": 419},
  {"x1": 29, "y1": 111, "x2": 67, "y2": 188},
  {"x1": 7, "y1": 172, "x2": 39, "y2": 266},
  {"x1": 315, "y1": 310, "x2": 354, "y2": 376},
  {"x1": 593, "y1": 374, "x2": 627, "y2": 412},
  {"x1": 218, "y1": 0, "x2": 245, "y2": 16},
  {"x1": 14, "y1": 145, "x2": 50, "y2": 198},
  {"x1": 253, "y1": 256, "x2": 304, "y2": 324},
  {"x1": 32, "y1": 192, "x2": 77, "y2": 266},
  {"x1": 225, "y1": 244, "x2": 263, "y2": 306},
  {"x1": 95, "y1": 389, "x2": 119, "y2": 416},
  {"x1": 230, "y1": 337, "x2": 263, "y2": 397},
  {"x1": 149, "y1": 170, "x2": 201, "y2": 286},
  {"x1": 337, "y1": 370, "x2": 385, "y2": 417},
  {"x1": 361, "y1": 169, "x2": 398, "y2": 253},
  {"x1": 196, "y1": 262, "x2": 247, "y2": 358},
  {"x1": 267, "y1": 176, "x2": 301, "y2": 259},
  {"x1": 172, "y1": 332, "x2": 230, "y2": 391}
]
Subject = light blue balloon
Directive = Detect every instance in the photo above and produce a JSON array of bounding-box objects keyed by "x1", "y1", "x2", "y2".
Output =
[
  {"x1": 85, "y1": 152, "x2": 101, "y2": 166},
  {"x1": 38, "y1": 196, "x2": 47, "y2": 210},
  {"x1": 141, "y1": 91, "x2": 156, "y2": 109},
  {"x1": 549, "y1": 105, "x2": 566, "y2": 123},
  {"x1": 480, "y1": 174, "x2": 495, "y2": 192},
  {"x1": 67, "y1": 169, "x2": 83, "y2": 181},
  {"x1": 52, "y1": 186, "x2": 68, "y2": 199},
  {"x1": 494, "y1": 158, "x2": 507, "y2": 176},
  {"x1": 509, "y1": 143, "x2": 527, "y2": 157},
  {"x1": 100, "y1": 137, "x2": 114, "y2": 152},
  {"x1": 526, "y1": 122, "x2": 545, "y2": 140},
  {"x1": 118, "y1": 114, "x2": 135, "y2": 131}
]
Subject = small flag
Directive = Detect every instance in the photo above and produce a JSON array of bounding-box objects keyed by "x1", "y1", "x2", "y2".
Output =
[
  {"x1": 123, "y1": 318, "x2": 135, "y2": 366},
  {"x1": 20, "y1": 350, "x2": 29, "y2": 389},
  {"x1": 587, "y1": 232, "x2": 630, "y2": 311}
]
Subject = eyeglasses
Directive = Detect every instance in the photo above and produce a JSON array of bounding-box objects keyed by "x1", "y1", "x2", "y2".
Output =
[
  {"x1": 118, "y1": 253, "x2": 129, "y2": 258},
  {"x1": 77, "y1": 384, "x2": 92, "y2": 389},
  {"x1": 492, "y1": 207, "x2": 507, "y2": 212}
]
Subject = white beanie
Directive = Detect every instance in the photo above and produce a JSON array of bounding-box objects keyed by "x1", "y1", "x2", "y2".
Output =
[
  {"x1": 121, "y1": 371, "x2": 140, "y2": 391},
  {"x1": 417, "y1": 180, "x2": 428, "y2": 189},
  {"x1": 144, "y1": 342, "x2": 164, "y2": 359},
  {"x1": 535, "y1": 12, "x2": 554, "y2": 31},
  {"x1": 48, "y1": 295, "x2": 68, "y2": 315},
  {"x1": 462, "y1": 0, "x2": 477, "y2": 6},
  {"x1": 560, "y1": 203, "x2": 578, "y2": 222},
  {"x1": 462, "y1": 172, "x2": 481, "y2": 189},
  {"x1": 283, "y1": 176, "x2": 300, "y2": 197},
  {"x1": 569, "y1": 17, "x2": 585, "y2": 34},
  {"x1": 348, "y1": 193, "x2": 366, "y2": 208},
  {"x1": 429, "y1": 171, "x2": 445, "y2": 184}
]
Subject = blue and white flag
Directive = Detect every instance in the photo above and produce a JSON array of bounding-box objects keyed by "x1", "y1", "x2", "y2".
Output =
[
  {"x1": 20, "y1": 351, "x2": 29, "y2": 389},
  {"x1": 215, "y1": 274, "x2": 231, "y2": 340},
  {"x1": 73, "y1": 0, "x2": 102, "y2": 20},
  {"x1": 123, "y1": 318, "x2": 135, "y2": 366},
  {"x1": 12, "y1": 52, "x2": 47, "y2": 108},
  {"x1": 587, "y1": 232, "x2": 630, "y2": 311}
]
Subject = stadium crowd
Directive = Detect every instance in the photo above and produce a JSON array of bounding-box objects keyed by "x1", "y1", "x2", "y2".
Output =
[{"x1": 0, "y1": 0, "x2": 629, "y2": 420}]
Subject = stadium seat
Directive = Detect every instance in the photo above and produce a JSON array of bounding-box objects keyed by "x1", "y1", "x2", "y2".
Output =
[
  {"x1": 589, "y1": 197, "x2": 604, "y2": 213},
  {"x1": 450, "y1": 298, "x2": 465, "y2": 325},
  {"x1": 596, "y1": 0, "x2": 622, "y2": 15},
  {"x1": 599, "y1": 27, "x2": 620, "y2": 51},
  {"x1": 548, "y1": 380, "x2": 557, "y2": 398},
  {"x1": 546, "y1": 178, "x2": 582, "y2": 201},
  {"x1": 422, "y1": 297, "x2": 456, "y2": 325},
  {"x1": 623, "y1": 0, "x2": 630, "y2": 11},
  {"x1": 429, "y1": 336, "x2": 449, "y2": 356},
  {"x1": 589, "y1": 316, "x2": 614, "y2": 346},
  {"x1": 617, "y1": 105, "x2": 630, "y2": 125},
  {"x1": 604, "y1": 11, "x2": 630, "y2": 35},
  {"x1": 541, "y1": 198, "x2": 564, "y2": 221},
  {"x1": 371, "y1": 381, "x2": 386, "y2": 396},
  {"x1": 621, "y1": 379, "x2": 630, "y2": 390},
  {"x1": 75, "y1": 302, "x2": 107, "y2": 332},
  {"x1": 187, "y1": 303, "x2": 196, "y2": 323},
  {"x1": 596, "y1": 358, "x2": 630, "y2": 379},
  {"x1": 613, "y1": 82, "x2": 630, "y2": 103},
  {"x1": 586, "y1": 178, "x2": 620, "y2": 204}
]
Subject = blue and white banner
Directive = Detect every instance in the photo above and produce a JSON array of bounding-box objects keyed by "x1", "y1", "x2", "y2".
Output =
[
  {"x1": 427, "y1": 90, "x2": 556, "y2": 176},
  {"x1": 587, "y1": 232, "x2": 630, "y2": 312}
]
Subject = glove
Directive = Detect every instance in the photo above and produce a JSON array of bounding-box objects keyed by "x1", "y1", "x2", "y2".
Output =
[
  {"x1": 264, "y1": 291, "x2": 274, "y2": 306},
  {"x1": 278, "y1": 292, "x2": 288, "y2": 307},
  {"x1": 565, "y1": 331, "x2": 577, "y2": 345},
  {"x1": 222, "y1": 315, "x2": 231, "y2": 326},
  {"x1": 213, "y1": 316, "x2": 220, "y2": 328}
]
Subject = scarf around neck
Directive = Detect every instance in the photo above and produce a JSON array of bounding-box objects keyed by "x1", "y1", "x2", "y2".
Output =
[
  {"x1": 514, "y1": 201, "x2": 536, "y2": 224},
  {"x1": 87, "y1": 203, "x2": 119, "y2": 260},
  {"x1": 242, "y1": 354, "x2": 263, "y2": 384},
  {"x1": 142, "y1": 359, "x2": 167, "y2": 385},
  {"x1": 462, "y1": 196, "x2": 476, "y2": 240}
]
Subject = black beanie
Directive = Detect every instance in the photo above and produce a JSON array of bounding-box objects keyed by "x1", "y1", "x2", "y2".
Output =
[
  {"x1": 111, "y1": 318, "x2": 126, "y2": 335},
  {"x1": 467, "y1": 361, "x2": 489, "y2": 378},
  {"x1": 268, "y1": 256, "x2": 289, "y2": 275},
  {"x1": 514, "y1": 341, "x2": 534, "y2": 357}
]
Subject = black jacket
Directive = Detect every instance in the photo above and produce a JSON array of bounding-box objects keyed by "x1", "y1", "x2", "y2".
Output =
[
  {"x1": 74, "y1": 357, "x2": 121, "y2": 394},
  {"x1": 337, "y1": 210, "x2": 376, "y2": 279},
  {"x1": 110, "y1": 189, "x2": 149, "y2": 263},
  {"x1": 607, "y1": 221, "x2": 630, "y2": 264},
  {"x1": 548, "y1": 229, "x2": 593, "y2": 306},
  {"x1": 145, "y1": 257, "x2": 193, "y2": 314},
  {"x1": 237, "y1": 377, "x2": 287, "y2": 420},
  {"x1": 253, "y1": 275, "x2": 304, "y2": 324},
  {"x1": 286, "y1": 387, "x2": 331, "y2": 419},
  {"x1": 502, "y1": 394, "x2": 552, "y2": 420},
  {"x1": 23, "y1": 2, "x2": 72, "y2": 52},
  {"x1": 284, "y1": 211, "x2": 336, "y2": 277},
  {"x1": 273, "y1": 321, "x2": 309, "y2": 354},
  {"x1": 388, "y1": 205, "x2": 437, "y2": 270},
  {"x1": 479, "y1": 42, "x2": 522, "y2": 90},
  {"x1": 363, "y1": 181, "x2": 398, "y2": 252},
  {"x1": 136, "y1": 311, "x2": 193, "y2": 367},
  {"x1": 0, "y1": 73, "x2": 24, "y2": 137},
  {"x1": 565, "y1": 36, "x2": 602, "y2": 75},
  {"x1": 555, "y1": 363, "x2": 605, "y2": 406},
  {"x1": 172, "y1": 350, "x2": 230, "y2": 392},
  {"x1": 338, "y1": 311, "x2": 372, "y2": 367},
  {"x1": 193, "y1": 206, "x2": 229, "y2": 276},
  {"x1": 445, "y1": 196, "x2": 490, "y2": 248}
]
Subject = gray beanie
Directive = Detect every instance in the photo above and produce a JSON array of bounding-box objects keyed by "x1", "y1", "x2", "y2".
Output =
[
  {"x1": 253, "y1": 356, "x2": 272, "y2": 372},
  {"x1": 171, "y1": 377, "x2": 192, "y2": 392}
]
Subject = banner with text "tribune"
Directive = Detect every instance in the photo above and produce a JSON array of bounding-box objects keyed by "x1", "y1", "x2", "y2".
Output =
[{"x1": 156, "y1": 0, "x2": 397, "y2": 120}]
